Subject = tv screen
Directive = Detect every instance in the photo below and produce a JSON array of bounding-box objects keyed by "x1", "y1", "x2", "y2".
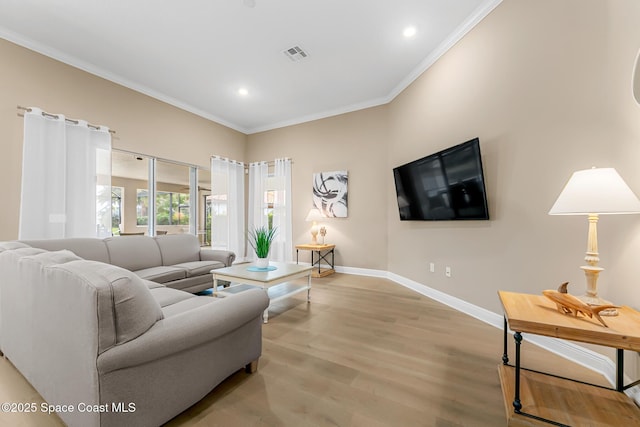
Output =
[{"x1": 393, "y1": 138, "x2": 489, "y2": 221}]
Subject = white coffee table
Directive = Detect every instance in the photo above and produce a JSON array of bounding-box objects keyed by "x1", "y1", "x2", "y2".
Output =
[{"x1": 211, "y1": 262, "x2": 313, "y2": 323}]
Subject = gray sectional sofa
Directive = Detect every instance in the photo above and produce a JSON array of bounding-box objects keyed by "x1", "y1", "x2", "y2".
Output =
[
  {"x1": 22, "y1": 233, "x2": 235, "y2": 293},
  {"x1": 0, "y1": 237, "x2": 269, "y2": 427}
]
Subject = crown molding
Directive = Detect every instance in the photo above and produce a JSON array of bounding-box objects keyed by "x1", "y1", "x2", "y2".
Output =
[
  {"x1": 1, "y1": 0, "x2": 503, "y2": 136},
  {"x1": 0, "y1": 26, "x2": 250, "y2": 135}
]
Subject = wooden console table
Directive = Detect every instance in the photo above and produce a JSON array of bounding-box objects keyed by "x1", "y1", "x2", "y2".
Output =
[
  {"x1": 498, "y1": 291, "x2": 640, "y2": 426},
  {"x1": 295, "y1": 244, "x2": 335, "y2": 277}
]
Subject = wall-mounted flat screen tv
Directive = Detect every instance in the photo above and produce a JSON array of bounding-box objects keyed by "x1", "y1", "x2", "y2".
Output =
[{"x1": 393, "y1": 138, "x2": 489, "y2": 221}]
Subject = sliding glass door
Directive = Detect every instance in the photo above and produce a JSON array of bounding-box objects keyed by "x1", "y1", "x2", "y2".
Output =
[
  {"x1": 155, "y1": 160, "x2": 192, "y2": 235},
  {"x1": 111, "y1": 151, "x2": 149, "y2": 235},
  {"x1": 111, "y1": 150, "x2": 210, "y2": 244}
]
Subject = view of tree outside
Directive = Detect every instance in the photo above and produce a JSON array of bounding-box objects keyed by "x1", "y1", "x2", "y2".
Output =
[
  {"x1": 136, "y1": 189, "x2": 189, "y2": 226},
  {"x1": 156, "y1": 191, "x2": 190, "y2": 225},
  {"x1": 204, "y1": 195, "x2": 212, "y2": 246},
  {"x1": 137, "y1": 189, "x2": 149, "y2": 225}
]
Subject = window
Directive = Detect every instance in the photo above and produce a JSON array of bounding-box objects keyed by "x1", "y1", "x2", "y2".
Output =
[
  {"x1": 136, "y1": 189, "x2": 149, "y2": 225},
  {"x1": 209, "y1": 193, "x2": 230, "y2": 249},
  {"x1": 137, "y1": 189, "x2": 190, "y2": 226},
  {"x1": 204, "y1": 192, "x2": 235, "y2": 246},
  {"x1": 111, "y1": 187, "x2": 123, "y2": 235},
  {"x1": 265, "y1": 189, "x2": 275, "y2": 230},
  {"x1": 199, "y1": 168, "x2": 212, "y2": 246},
  {"x1": 156, "y1": 191, "x2": 190, "y2": 225},
  {"x1": 204, "y1": 195, "x2": 212, "y2": 246},
  {"x1": 112, "y1": 150, "x2": 204, "y2": 238}
]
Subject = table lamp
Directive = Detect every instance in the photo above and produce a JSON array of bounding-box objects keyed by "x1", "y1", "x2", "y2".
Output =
[
  {"x1": 549, "y1": 167, "x2": 640, "y2": 315},
  {"x1": 305, "y1": 208, "x2": 323, "y2": 244}
]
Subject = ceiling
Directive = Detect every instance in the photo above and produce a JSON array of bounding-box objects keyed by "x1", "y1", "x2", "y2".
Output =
[{"x1": 0, "y1": 0, "x2": 500, "y2": 134}]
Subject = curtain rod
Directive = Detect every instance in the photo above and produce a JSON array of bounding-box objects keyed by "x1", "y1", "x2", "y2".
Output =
[
  {"x1": 251, "y1": 158, "x2": 293, "y2": 167},
  {"x1": 17, "y1": 105, "x2": 116, "y2": 135}
]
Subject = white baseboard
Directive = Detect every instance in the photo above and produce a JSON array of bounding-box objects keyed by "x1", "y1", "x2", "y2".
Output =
[
  {"x1": 299, "y1": 263, "x2": 389, "y2": 278},
  {"x1": 331, "y1": 266, "x2": 637, "y2": 396},
  {"x1": 336, "y1": 265, "x2": 387, "y2": 277}
]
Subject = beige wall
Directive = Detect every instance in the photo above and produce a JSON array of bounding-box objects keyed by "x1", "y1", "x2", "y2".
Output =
[
  {"x1": 386, "y1": 0, "x2": 640, "y2": 313},
  {"x1": 0, "y1": 37, "x2": 246, "y2": 240},
  {"x1": 388, "y1": 0, "x2": 633, "y2": 312},
  {"x1": 385, "y1": 0, "x2": 640, "y2": 376},
  {"x1": 247, "y1": 106, "x2": 389, "y2": 270}
]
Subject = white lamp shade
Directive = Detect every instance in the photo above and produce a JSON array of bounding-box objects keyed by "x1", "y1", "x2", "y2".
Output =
[
  {"x1": 549, "y1": 167, "x2": 640, "y2": 215},
  {"x1": 305, "y1": 208, "x2": 324, "y2": 222}
]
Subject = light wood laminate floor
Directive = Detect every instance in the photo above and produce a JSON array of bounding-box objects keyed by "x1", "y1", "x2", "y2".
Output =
[{"x1": 0, "y1": 274, "x2": 610, "y2": 426}]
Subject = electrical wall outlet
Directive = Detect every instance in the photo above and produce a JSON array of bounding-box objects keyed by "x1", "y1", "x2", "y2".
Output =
[
  {"x1": 445, "y1": 266, "x2": 451, "y2": 278},
  {"x1": 429, "y1": 262, "x2": 435, "y2": 273}
]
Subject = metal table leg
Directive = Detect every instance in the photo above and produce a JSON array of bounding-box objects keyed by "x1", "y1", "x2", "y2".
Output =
[
  {"x1": 513, "y1": 331, "x2": 523, "y2": 413},
  {"x1": 503, "y1": 316, "x2": 509, "y2": 365},
  {"x1": 617, "y1": 349, "x2": 624, "y2": 392}
]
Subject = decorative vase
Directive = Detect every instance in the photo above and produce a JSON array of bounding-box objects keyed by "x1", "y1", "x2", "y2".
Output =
[{"x1": 256, "y1": 257, "x2": 269, "y2": 269}]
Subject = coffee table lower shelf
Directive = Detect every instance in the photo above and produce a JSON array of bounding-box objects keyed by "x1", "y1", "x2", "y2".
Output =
[
  {"x1": 215, "y1": 282, "x2": 310, "y2": 323},
  {"x1": 215, "y1": 282, "x2": 309, "y2": 303},
  {"x1": 497, "y1": 364, "x2": 640, "y2": 427},
  {"x1": 211, "y1": 262, "x2": 313, "y2": 323}
]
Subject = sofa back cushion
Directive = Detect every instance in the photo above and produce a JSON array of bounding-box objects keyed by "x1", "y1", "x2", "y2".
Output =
[
  {"x1": 47, "y1": 260, "x2": 163, "y2": 354},
  {"x1": 104, "y1": 236, "x2": 162, "y2": 272},
  {"x1": 0, "y1": 241, "x2": 31, "y2": 252},
  {"x1": 154, "y1": 234, "x2": 201, "y2": 266},
  {"x1": 21, "y1": 238, "x2": 110, "y2": 264},
  {"x1": 26, "y1": 249, "x2": 82, "y2": 266}
]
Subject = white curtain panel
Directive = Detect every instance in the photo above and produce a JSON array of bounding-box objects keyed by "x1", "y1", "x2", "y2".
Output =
[
  {"x1": 211, "y1": 156, "x2": 245, "y2": 261},
  {"x1": 271, "y1": 158, "x2": 292, "y2": 262},
  {"x1": 19, "y1": 108, "x2": 111, "y2": 239},
  {"x1": 248, "y1": 162, "x2": 268, "y2": 262}
]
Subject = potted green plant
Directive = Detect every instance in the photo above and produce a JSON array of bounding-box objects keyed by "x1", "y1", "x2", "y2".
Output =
[{"x1": 248, "y1": 226, "x2": 277, "y2": 268}]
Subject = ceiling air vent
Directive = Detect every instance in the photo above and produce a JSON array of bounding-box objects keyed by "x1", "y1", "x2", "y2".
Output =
[{"x1": 283, "y1": 45, "x2": 309, "y2": 62}]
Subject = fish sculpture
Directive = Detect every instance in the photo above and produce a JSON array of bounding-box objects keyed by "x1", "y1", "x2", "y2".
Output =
[{"x1": 542, "y1": 282, "x2": 618, "y2": 328}]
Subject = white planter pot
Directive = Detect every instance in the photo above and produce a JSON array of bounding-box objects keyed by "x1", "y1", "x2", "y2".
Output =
[{"x1": 256, "y1": 257, "x2": 269, "y2": 268}]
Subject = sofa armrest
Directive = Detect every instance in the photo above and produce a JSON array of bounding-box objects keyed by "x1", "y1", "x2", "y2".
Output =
[
  {"x1": 200, "y1": 249, "x2": 235, "y2": 267},
  {"x1": 97, "y1": 289, "x2": 268, "y2": 374}
]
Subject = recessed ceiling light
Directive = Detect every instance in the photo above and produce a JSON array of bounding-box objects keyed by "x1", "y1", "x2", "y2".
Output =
[
  {"x1": 403, "y1": 26, "x2": 417, "y2": 38},
  {"x1": 238, "y1": 87, "x2": 249, "y2": 96}
]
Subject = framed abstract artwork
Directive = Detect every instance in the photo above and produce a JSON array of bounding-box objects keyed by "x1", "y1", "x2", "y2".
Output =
[{"x1": 312, "y1": 170, "x2": 348, "y2": 218}]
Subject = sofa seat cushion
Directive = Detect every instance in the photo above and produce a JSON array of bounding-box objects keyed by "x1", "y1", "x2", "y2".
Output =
[
  {"x1": 134, "y1": 266, "x2": 186, "y2": 284},
  {"x1": 149, "y1": 287, "x2": 195, "y2": 308},
  {"x1": 160, "y1": 296, "x2": 222, "y2": 318},
  {"x1": 143, "y1": 279, "x2": 166, "y2": 289},
  {"x1": 172, "y1": 260, "x2": 224, "y2": 277}
]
